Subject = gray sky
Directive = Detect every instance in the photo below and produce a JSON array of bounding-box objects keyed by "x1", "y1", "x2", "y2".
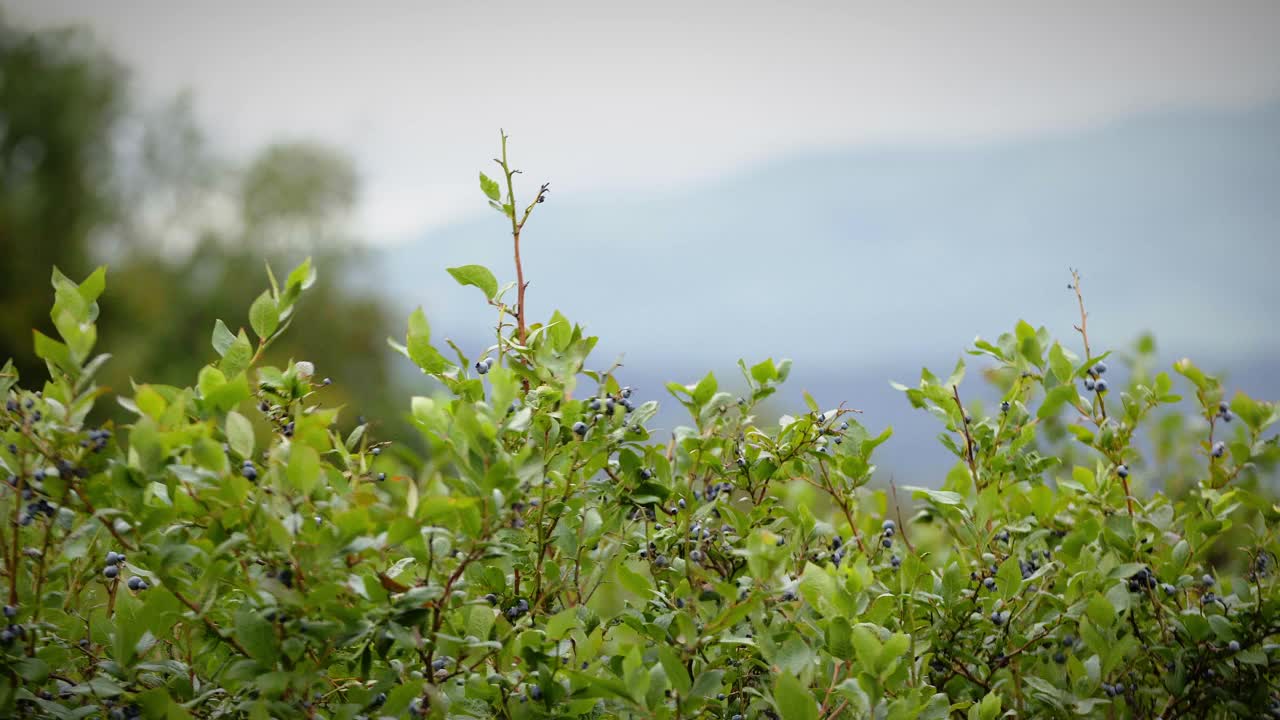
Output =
[{"x1": 12, "y1": 1, "x2": 1280, "y2": 243}]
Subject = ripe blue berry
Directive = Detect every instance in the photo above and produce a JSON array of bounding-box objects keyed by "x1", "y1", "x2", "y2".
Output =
[
  {"x1": 106, "y1": 551, "x2": 121, "y2": 566},
  {"x1": 621, "y1": 386, "x2": 632, "y2": 399},
  {"x1": 1201, "y1": 574, "x2": 1215, "y2": 587},
  {"x1": 983, "y1": 577, "x2": 996, "y2": 591},
  {"x1": 881, "y1": 538, "x2": 892, "y2": 548},
  {"x1": 1084, "y1": 378, "x2": 1095, "y2": 391},
  {"x1": 127, "y1": 576, "x2": 147, "y2": 591},
  {"x1": 103, "y1": 566, "x2": 119, "y2": 579},
  {"x1": 1162, "y1": 583, "x2": 1176, "y2": 595},
  {"x1": 1093, "y1": 361, "x2": 1107, "y2": 376},
  {"x1": 1228, "y1": 640, "x2": 1241, "y2": 653},
  {"x1": 475, "y1": 359, "x2": 490, "y2": 375},
  {"x1": 572, "y1": 421, "x2": 588, "y2": 436},
  {"x1": 1094, "y1": 379, "x2": 1108, "y2": 393},
  {"x1": 1116, "y1": 464, "x2": 1128, "y2": 478},
  {"x1": 1211, "y1": 441, "x2": 1226, "y2": 458},
  {"x1": 2, "y1": 605, "x2": 15, "y2": 618}
]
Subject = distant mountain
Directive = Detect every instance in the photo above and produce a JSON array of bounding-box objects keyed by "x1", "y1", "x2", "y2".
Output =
[{"x1": 370, "y1": 102, "x2": 1280, "y2": 480}]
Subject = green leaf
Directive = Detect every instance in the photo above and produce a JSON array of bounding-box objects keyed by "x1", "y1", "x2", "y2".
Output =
[
  {"x1": 287, "y1": 444, "x2": 321, "y2": 494},
  {"x1": 226, "y1": 411, "x2": 255, "y2": 459},
  {"x1": 688, "y1": 669, "x2": 724, "y2": 700},
  {"x1": 403, "y1": 307, "x2": 450, "y2": 374},
  {"x1": 234, "y1": 608, "x2": 280, "y2": 666},
  {"x1": 212, "y1": 319, "x2": 237, "y2": 356},
  {"x1": 798, "y1": 562, "x2": 837, "y2": 610},
  {"x1": 978, "y1": 691, "x2": 1001, "y2": 720},
  {"x1": 220, "y1": 329, "x2": 254, "y2": 376},
  {"x1": 545, "y1": 608, "x2": 577, "y2": 638},
  {"x1": 997, "y1": 556, "x2": 1023, "y2": 599},
  {"x1": 480, "y1": 172, "x2": 502, "y2": 201},
  {"x1": 285, "y1": 256, "x2": 316, "y2": 292},
  {"x1": 249, "y1": 290, "x2": 280, "y2": 340},
  {"x1": 447, "y1": 264, "x2": 499, "y2": 300},
  {"x1": 773, "y1": 672, "x2": 819, "y2": 720},
  {"x1": 1049, "y1": 342, "x2": 1074, "y2": 384},
  {"x1": 1038, "y1": 384, "x2": 1079, "y2": 419},
  {"x1": 657, "y1": 646, "x2": 691, "y2": 695}
]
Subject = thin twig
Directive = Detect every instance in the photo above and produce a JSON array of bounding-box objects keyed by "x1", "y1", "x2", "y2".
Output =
[{"x1": 952, "y1": 385, "x2": 978, "y2": 487}]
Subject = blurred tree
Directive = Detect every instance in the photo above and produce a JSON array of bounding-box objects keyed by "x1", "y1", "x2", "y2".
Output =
[
  {"x1": 0, "y1": 18, "x2": 125, "y2": 381},
  {"x1": 0, "y1": 16, "x2": 403, "y2": 438}
]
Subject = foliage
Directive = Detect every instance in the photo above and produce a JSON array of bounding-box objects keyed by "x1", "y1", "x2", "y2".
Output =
[{"x1": 1, "y1": 139, "x2": 1279, "y2": 720}]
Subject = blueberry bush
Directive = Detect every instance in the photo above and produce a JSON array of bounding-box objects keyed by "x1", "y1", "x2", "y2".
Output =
[{"x1": 2, "y1": 136, "x2": 1279, "y2": 719}]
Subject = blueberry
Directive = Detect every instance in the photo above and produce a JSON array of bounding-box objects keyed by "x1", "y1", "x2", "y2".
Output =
[
  {"x1": 2, "y1": 605, "x2": 15, "y2": 618},
  {"x1": 690, "y1": 549, "x2": 703, "y2": 562},
  {"x1": 127, "y1": 576, "x2": 147, "y2": 591},
  {"x1": 376, "y1": 472, "x2": 386, "y2": 482},
  {"x1": 1162, "y1": 583, "x2": 1176, "y2": 596},
  {"x1": 736, "y1": 457, "x2": 747, "y2": 468},
  {"x1": 677, "y1": 498, "x2": 686, "y2": 509},
  {"x1": 1116, "y1": 464, "x2": 1129, "y2": 478},
  {"x1": 1218, "y1": 400, "x2": 1230, "y2": 414},
  {"x1": 322, "y1": 377, "x2": 332, "y2": 385},
  {"x1": 432, "y1": 658, "x2": 448, "y2": 670},
  {"x1": 1202, "y1": 574, "x2": 1216, "y2": 587},
  {"x1": 621, "y1": 386, "x2": 633, "y2": 399},
  {"x1": 588, "y1": 398, "x2": 600, "y2": 410},
  {"x1": 882, "y1": 518, "x2": 896, "y2": 531},
  {"x1": 370, "y1": 692, "x2": 386, "y2": 707},
  {"x1": 103, "y1": 566, "x2": 119, "y2": 579},
  {"x1": 1113, "y1": 683, "x2": 1124, "y2": 694},
  {"x1": 881, "y1": 538, "x2": 892, "y2": 548},
  {"x1": 776, "y1": 537, "x2": 785, "y2": 547},
  {"x1": 475, "y1": 359, "x2": 490, "y2": 375},
  {"x1": 654, "y1": 555, "x2": 668, "y2": 568},
  {"x1": 1053, "y1": 651, "x2": 1066, "y2": 664},
  {"x1": 781, "y1": 590, "x2": 797, "y2": 601},
  {"x1": 529, "y1": 685, "x2": 542, "y2": 700},
  {"x1": 1228, "y1": 640, "x2": 1241, "y2": 653},
  {"x1": 572, "y1": 421, "x2": 588, "y2": 436},
  {"x1": 106, "y1": 551, "x2": 121, "y2": 566},
  {"x1": 991, "y1": 610, "x2": 1007, "y2": 625},
  {"x1": 1094, "y1": 379, "x2": 1108, "y2": 393},
  {"x1": 983, "y1": 577, "x2": 996, "y2": 591},
  {"x1": 883, "y1": 525, "x2": 895, "y2": 537},
  {"x1": 1093, "y1": 361, "x2": 1107, "y2": 376},
  {"x1": 639, "y1": 468, "x2": 652, "y2": 480},
  {"x1": 371, "y1": 447, "x2": 382, "y2": 456},
  {"x1": 675, "y1": 598, "x2": 684, "y2": 608},
  {"x1": 1084, "y1": 378, "x2": 1095, "y2": 391},
  {"x1": 242, "y1": 464, "x2": 258, "y2": 481},
  {"x1": 1000, "y1": 401, "x2": 1011, "y2": 413},
  {"x1": 1211, "y1": 441, "x2": 1226, "y2": 458},
  {"x1": 996, "y1": 530, "x2": 1010, "y2": 542},
  {"x1": 1221, "y1": 409, "x2": 1233, "y2": 422},
  {"x1": 890, "y1": 555, "x2": 901, "y2": 569},
  {"x1": 484, "y1": 593, "x2": 498, "y2": 605}
]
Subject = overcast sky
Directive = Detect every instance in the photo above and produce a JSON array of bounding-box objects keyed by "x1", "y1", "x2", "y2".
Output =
[{"x1": 12, "y1": 1, "x2": 1280, "y2": 244}]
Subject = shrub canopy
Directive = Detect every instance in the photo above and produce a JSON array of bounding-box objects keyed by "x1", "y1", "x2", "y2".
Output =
[{"x1": 2, "y1": 143, "x2": 1279, "y2": 719}]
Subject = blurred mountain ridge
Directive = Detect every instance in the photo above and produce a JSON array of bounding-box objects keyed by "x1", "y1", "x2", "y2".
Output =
[{"x1": 372, "y1": 101, "x2": 1280, "y2": 479}]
